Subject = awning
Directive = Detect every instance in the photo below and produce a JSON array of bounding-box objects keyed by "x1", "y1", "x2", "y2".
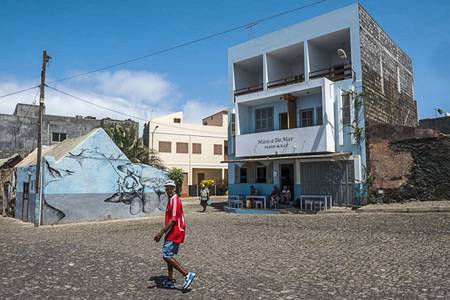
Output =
[{"x1": 222, "y1": 152, "x2": 352, "y2": 163}]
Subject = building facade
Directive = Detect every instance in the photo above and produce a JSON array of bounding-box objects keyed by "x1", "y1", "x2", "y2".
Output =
[
  {"x1": 143, "y1": 111, "x2": 228, "y2": 196},
  {"x1": 0, "y1": 103, "x2": 139, "y2": 159},
  {"x1": 227, "y1": 4, "x2": 416, "y2": 206}
]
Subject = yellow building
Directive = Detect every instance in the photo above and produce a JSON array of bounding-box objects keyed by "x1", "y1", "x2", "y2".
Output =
[{"x1": 143, "y1": 110, "x2": 228, "y2": 196}]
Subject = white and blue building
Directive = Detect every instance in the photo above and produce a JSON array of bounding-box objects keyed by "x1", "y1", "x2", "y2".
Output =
[{"x1": 227, "y1": 4, "x2": 382, "y2": 207}]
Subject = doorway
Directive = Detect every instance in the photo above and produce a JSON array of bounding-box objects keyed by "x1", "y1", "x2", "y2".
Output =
[
  {"x1": 280, "y1": 164, "x2": 294, "y2": 198},
  {"x1": 22, "y1": 182, "x2": 29, "y2": 222}
]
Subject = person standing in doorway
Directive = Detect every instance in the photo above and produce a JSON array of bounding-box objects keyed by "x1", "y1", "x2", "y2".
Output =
[
  {"x1": 154, "y1": 180, "x2": 196, "y2": 290},
  {"x1": 199, "y1": 183, "x2": 209, "y2": 212}
]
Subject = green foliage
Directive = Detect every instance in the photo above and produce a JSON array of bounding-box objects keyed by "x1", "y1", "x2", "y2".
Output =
[
  {"x1": 200, "y1": 179, "x2": 215, "y2": 187},
  {"x1": 167, "y1": 167, "x2": 184, "y2": 195},
  {"x1": 106, "y1": 125, "x2": 165, "y2": 170}
]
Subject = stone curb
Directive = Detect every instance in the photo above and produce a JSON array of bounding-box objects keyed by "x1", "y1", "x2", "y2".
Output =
[{"x1": 356, "y1": 207, "x2": 450, "y2": 213}]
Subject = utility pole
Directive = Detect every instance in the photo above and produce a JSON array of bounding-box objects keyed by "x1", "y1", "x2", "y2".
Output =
[{"x1": 34, "y1": 50, "x2": 51, "y2": 227}]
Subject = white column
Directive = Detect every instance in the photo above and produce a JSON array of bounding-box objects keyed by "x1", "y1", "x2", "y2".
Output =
[
  {"x1": 304, "y1": 41, "x2": 310, "y2": 82},
  {"x1": 295, "y1": 160, "x2": 301, "y2": 184},
  {"x1": 263, "y1": 53, "x2": 268, "y2": 90}
]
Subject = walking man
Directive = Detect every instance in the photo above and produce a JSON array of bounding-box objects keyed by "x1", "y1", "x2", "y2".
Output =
[
  {"x1": 154, "y1": 180, "x2": 196, "y2": 290},
  {"x1": 199, "y1": 183, "x2": 209, "y2": 212}
]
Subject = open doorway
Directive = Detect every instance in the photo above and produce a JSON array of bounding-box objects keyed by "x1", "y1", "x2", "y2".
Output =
[{"x1": 280, "y1": 164, "x2": 294, "y2": 202}]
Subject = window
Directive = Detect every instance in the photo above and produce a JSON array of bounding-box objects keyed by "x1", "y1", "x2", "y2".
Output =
[
  {"x1": 255, "y1": 107, "x2": 273, "y2": 132},
  {"x1": 240, "y1": 167, "x2": 248, "y2": 183},
  {"x1": 214, "y1": 144, "x2": 222, "y2": 155},
  {"x1": 192, "y1": 143, "x2": 202, "y2": 154},
  {"x1": 159, "y1": 141, "x2": 171, "y2": 153},
  {"x1": 256, "y1": 166, "x2": 267, "y2": 183},
  {"x1": 173, "y1": 118, "x2": 181, "y2": 123},
  {"x1": 279, "y1": 112, "x2": 288, "y2": 130},
  {"x1": 176, "y1": 142, "x2": 188, "y2": 153},
  {"x1": 224, "y1": 140, "x2": 228, "y2": 160},
  {"x1": 52, "y1": 132, "x2": 67, "y2": 143},
  {"x1": 342, "y1": 94, "x2": 351, "y2": 126},
  {"x1": 300, "y1": 109, "x2": 314, "y2": 127},
  {"x1": 316, "y1": 107, "x2": 323, "y2": 126},
  {"x1": 231, "y1": 113, "x2": 236, "y2": 135}
]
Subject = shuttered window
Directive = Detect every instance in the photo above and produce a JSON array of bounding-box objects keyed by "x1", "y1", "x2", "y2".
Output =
[
  {"x1": 176, "y1": 142, "x2": 188, "y2": 153},
  {"x1": 159, "y1": 141, "x2": 171, "y2": 153}
]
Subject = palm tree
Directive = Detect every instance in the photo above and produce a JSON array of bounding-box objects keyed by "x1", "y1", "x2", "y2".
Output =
[{"x1": 106, "y1": 125, "x2": 165, "y2": 170}]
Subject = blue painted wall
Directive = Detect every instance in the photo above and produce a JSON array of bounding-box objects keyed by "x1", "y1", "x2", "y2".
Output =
[{"x1": 15, "y1": 129, "x2": 168, "y2": 225}]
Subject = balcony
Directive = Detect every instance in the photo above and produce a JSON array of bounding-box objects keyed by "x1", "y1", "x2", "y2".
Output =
[
  {"x1": 309, "y1": 64, "x2": 352, "y2": 81},
  {"x1": 308, "y1": 28, "x2": 352, "y2": 82},
  {"x1": 233, "y1": 55, "x2": 263, "y2": 96},
  {"x1": 267, "y1": 42, "x2": 305, "y2": 89},
  {"x1": 234, "y1": 83, "x2": 263, "y2": 96}
]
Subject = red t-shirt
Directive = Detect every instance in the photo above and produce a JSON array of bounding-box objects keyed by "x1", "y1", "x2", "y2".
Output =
[{"x1": 164, "y1": 194, "x2": 186, "y2": 243}]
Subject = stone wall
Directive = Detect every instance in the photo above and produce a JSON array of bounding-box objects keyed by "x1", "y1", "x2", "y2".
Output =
[
  {"x1": 419, "y1": 116, "x2": 450, "y2": 134},
  {"x1": 0, "y1": 103, "x2": 139, "y2": 159},
  {"x1": 359, "y1": 6, "x2": 417, "y2": 127},
  {"x1": 367, "y1": 124, "x2": 450, "y2": 202}
]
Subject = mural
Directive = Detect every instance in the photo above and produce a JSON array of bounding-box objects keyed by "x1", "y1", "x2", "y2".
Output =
[
  {"x1": 15, "y1": 129, "x2": 168, "y2": 225},
  {"x1": 105, "y1": 163, "x2": 167, "y2": 215}
]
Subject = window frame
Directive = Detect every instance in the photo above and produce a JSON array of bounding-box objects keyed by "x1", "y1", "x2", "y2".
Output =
[
  {"x1": 239, "y1": 167, "x2": 248, "y2": 184},
  {"x1": 176, "y1": 142, "x2": 189, "y2": 154},
  {"x1": 299, "y1": 108, "x2": 314, "y2": 128},
  {"x1": 256, "y1": 166, "x2": 267, "y2": 184},
  {"x1": 192, "y1": 143, "x2": 202, "y2": 154},
  {"x1": 255, "y1": 106, "x2": 274, "y2": 133},
  {"x1": 158, "y1": 141, "x2": 172, "y2": 153},
  {"x1": 315, "y1": 106, "x2": 323, "y2": 126},
  {"x1": 342, "y1": 93, "x2": 351, "y2": 126},
  {"x1": 213, "y1": 144, "x2": 223, "y2": 155},
  {"x1": 51, "y1": 132, "x2": 67, "y2": 143}
]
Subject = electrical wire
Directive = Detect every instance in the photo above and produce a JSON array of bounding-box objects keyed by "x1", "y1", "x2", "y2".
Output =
[
  {"x1": 0, "y1": 85, "x2": 39, "y2": 99},
  {"x1": 0, "y1": 0, "x2": 329, "y2": 100},
  {"x1": 46, "y1": 84, "x2": 228, "y2": 133},
  {"x1": 48, "y1": 0, "x2": 328, "y2": 84}
]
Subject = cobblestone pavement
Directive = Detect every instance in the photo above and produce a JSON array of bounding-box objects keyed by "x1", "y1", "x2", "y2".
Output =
[{"x1": 1, "y1": 204, "x2": 449, "y2": 299}]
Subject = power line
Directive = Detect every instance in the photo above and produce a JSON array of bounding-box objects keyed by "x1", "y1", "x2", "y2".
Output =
[
  {"x1": 46, "y1": 85, "x2": 146, "y2": 121},
  {"x1": 0, "y1": 0, "x2": 329, "y2": 99},
  {"x1": 46, "y1": 84, "x2": 228, "y2": 134},
  {"x1": 0, "y1": 85, "x2": 39, "y2": 99}
]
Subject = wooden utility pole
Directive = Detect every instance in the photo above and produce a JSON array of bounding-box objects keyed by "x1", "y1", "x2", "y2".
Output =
[{"x1": 34, "y1": 50, "x2": 50, "y2": 227}]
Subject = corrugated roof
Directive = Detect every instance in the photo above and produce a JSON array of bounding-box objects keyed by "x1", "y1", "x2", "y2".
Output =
[
  {"x1": 16, "y1": 129, "x2": 98, "y2": 167},
  {"x1": 45, "y1": 130, "x2": 94, "y2": 161},
  {"x1": 16, "y1": 146, "x2": 55, "y2": 167},
  {"x1": 0, "y1": 153, "x2": 21, "y2": 169}
]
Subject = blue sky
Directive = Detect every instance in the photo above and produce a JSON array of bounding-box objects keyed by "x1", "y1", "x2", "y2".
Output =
[{"x1": 1, "y1": 0, "x2": 449, "y2": 126}]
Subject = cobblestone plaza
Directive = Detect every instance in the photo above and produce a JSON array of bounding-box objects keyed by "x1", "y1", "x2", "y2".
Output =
[{"x1": 1, "y1": 204, "x2": 449, "y2": 299}]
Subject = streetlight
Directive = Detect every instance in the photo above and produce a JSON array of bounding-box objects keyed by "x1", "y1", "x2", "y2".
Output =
[
  {"x1": 151, "y1": 125, "x2": 159, "y2": 152},
  {"x1": 337, "y1": 48, "x2": 356, "y2": 81}
]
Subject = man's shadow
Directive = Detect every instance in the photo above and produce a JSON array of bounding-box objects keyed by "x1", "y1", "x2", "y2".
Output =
[{"x1": 148, "y1": 275, "x2": 191, "y2": 293}]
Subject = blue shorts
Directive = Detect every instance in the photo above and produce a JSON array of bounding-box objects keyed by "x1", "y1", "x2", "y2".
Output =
[{"x1": 162, "y1": 240, "x2": 180, "y2": 258}]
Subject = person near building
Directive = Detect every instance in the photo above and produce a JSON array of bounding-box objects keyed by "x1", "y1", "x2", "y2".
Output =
[
  {"x1": 154, "y1": 180, "x2": 196, "y2": 290},
  {"x1": 281, "y1": 185, "x2": 292, "y2": 204},
  {"x1": 199, "y1": 183, "x2": 210, "y2": 212},
  {"x1": 270, "y1": 185, "x2": 281, "y2": 209}
]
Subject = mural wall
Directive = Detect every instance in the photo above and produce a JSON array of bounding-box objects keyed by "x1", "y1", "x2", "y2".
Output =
[{"x1": 16, "y1": 129, "x2": 168, "y2": 225}]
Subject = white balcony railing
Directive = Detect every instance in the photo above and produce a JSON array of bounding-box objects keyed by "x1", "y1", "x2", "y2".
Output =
[{"x1": 235, "y1": 125, "x2": 334, "y2": 157}]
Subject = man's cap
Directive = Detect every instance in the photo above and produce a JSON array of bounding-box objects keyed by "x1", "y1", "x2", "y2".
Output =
[{"x1": 164, "y1": 180, "x2": 176, "y2": 187}]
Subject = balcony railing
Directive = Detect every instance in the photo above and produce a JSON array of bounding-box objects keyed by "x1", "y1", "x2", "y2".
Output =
[
  {"x1": 234, "y1": 83, "x2": 263, "y2": 96},
  {"x1": 267, "y1": 74, "x2": 305, "y2": 89},
  {"x1": 309, "y1": 64, "x2": 352, "y2": 81}
]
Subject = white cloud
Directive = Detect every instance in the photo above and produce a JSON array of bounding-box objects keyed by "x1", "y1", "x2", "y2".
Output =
[
  {"x1": 0, "y1": 70, "x2": 226, "y2": 135},
  {"x1": 181, "y1": 100, "x2": 225, "y2": 124},
  {"x1": 70, "y1": 70, "x2": 176, "y2": 104}
]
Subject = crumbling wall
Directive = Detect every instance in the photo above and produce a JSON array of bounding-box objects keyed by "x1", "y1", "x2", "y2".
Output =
[{"x1": 367, "y1": 124, "x2": 450, "y2": 202}]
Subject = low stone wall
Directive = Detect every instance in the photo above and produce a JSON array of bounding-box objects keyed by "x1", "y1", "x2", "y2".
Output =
[{"x1": 367, "y1": 124, "x2": 450, "y2": 202}]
